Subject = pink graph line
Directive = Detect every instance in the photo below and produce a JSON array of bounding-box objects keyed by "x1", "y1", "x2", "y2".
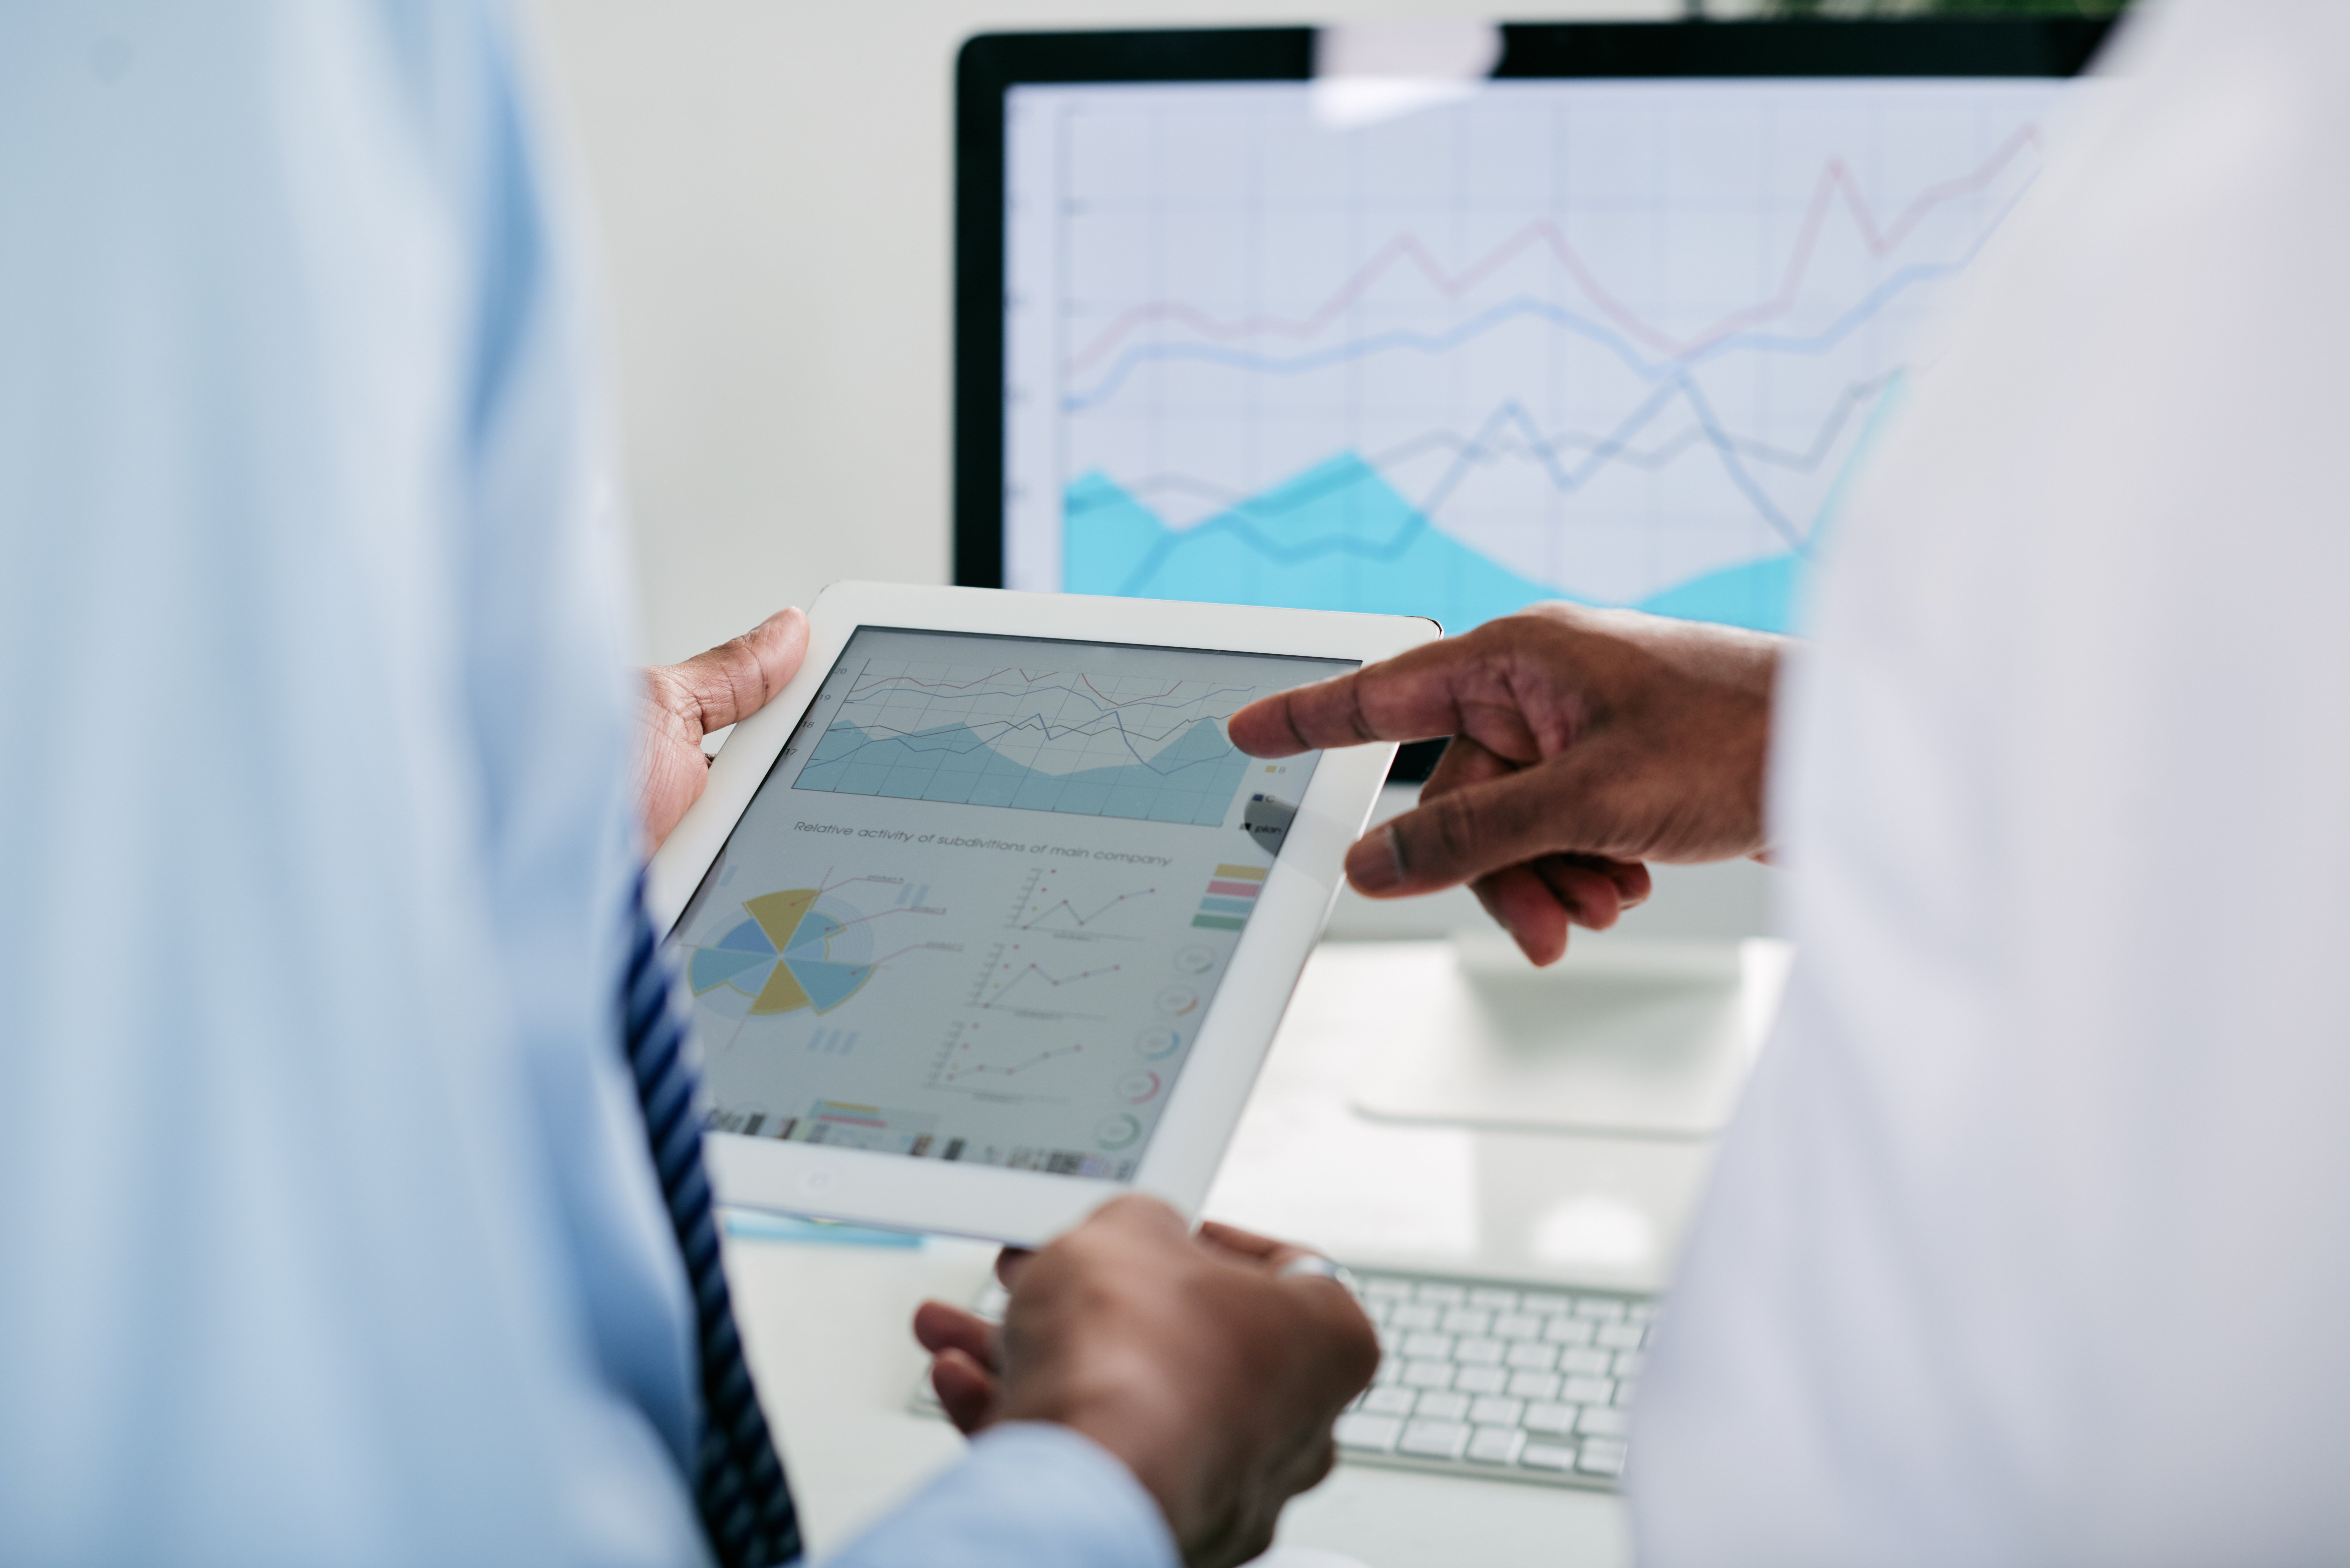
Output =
[{"x1": 1065, "y1": 126, "x2": 2043, "y2": 373}]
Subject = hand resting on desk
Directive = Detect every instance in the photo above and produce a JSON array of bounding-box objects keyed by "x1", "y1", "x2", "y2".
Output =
[
  {"x1": 1229, "y1": 603, "x2": 1783, "y2": 966},
  {"x1": 914, "y1": 1198, "x2": 1379, "y2": 1568}
]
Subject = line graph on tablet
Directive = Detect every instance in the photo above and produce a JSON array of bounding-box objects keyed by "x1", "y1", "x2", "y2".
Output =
[
  {"x1": 792, "y1": 656, "x2": 1265, "y2": 826},
  {"x1": 1004, "y1": 77, "x2": 2072, "y2": 635}
]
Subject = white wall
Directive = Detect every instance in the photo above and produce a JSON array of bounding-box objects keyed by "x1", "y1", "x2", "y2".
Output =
[{"x1": 519, "y1": 1, "x2": 1680, "y2": 665}]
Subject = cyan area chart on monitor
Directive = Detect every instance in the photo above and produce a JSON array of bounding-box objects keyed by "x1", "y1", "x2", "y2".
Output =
[{"x1": 999, "y1": 76, "x2": 2067, "y2": 635}]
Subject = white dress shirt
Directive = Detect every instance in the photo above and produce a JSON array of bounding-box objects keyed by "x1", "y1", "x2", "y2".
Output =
[{"x1": 1635, "y1": 2, "x2": 2350, "y2": 1561}]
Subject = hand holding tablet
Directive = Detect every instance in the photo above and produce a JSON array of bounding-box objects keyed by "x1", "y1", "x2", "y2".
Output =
[{"x1": 650, "y1": 583, "x2": 1436, "y2": 1246}]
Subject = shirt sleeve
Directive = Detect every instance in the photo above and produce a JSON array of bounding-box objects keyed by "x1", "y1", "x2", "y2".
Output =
[{"x1": 822, "y1": 1423, "x2": 1179, "y2": 1568}]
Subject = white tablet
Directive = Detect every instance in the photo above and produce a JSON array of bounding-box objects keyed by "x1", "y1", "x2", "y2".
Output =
[{"x1": 649, "y1": 582, "x2": 1436, "y2": 1246}]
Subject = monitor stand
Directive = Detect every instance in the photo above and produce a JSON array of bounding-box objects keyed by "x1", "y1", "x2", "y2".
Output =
[{"x1": 1348, "y1": 931, "x2": 1792, "y2": 1141}]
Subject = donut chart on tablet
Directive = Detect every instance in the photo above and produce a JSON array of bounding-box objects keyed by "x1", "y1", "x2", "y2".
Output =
[{"x1": 688, "y1": 888, "x2": 877, "y2": 1017}]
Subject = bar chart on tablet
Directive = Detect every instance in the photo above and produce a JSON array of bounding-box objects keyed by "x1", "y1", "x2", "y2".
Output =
[{"x1": 1003, "y1": 78, "x2": 2071, "y2": 634}]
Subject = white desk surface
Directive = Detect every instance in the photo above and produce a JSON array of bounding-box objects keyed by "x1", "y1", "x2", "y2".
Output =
[{"x1": 726, "y1": 938, "x2": 1729, "y2": 1566}]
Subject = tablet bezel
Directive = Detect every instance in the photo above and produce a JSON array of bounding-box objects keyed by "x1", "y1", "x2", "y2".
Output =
[{"x1": 649, "y1": 581, "x2": 1437, "y2": 1246}]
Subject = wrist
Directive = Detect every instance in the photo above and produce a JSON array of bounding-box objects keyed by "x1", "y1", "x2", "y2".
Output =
[{"x1": 999, "y1": 1368, "x2": 1205, "y2": 1541}]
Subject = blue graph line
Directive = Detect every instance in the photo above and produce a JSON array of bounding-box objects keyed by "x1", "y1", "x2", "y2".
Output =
[
  {"x1": 1420, "y1": 381, "x2": 1806, "y2": 552},
  {"x1": 1064, "y1": 258, "x2": 1949, "y2": 411},
  {"x1": 1666, "y1": 374, "x2": 1804, "y2": 550},
  {"x1": 1105, "y1": 362, "x2": 1863, "y2": 595},
  {"x1": 1061, "y1": 187, "x2": 2027, "y2": 415},
  {"x1": 1415, "y1": 385, "x2": 1677, "y2": 515},
  {"x1": 1072, "y1": 372, "x2": 1891, "y2": 534}
]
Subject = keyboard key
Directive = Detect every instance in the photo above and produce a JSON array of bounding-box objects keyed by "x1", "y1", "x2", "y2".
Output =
[
  {"x1": 1364, "y1": 1278, "x2": 1414, "y2": 1301},
  {"x1": 1492, "y1": 1313, "x2": 1543, "y2": 1341},
  {"x1": 1615, "y1": 1379, "x2": 1640, "y2": 1407},
  {"x1": 1469, "y1": 1396, "x2": 1524, "y2": 1427},
  {"x1": 1614, "y1": 1350, "x2": 1647, "y2": 1379},
  {"x1": 1402, "y1": 1359, "x2": 1456, "y2": 1390},
  {"x1": 1402, "y1": 1332, "x2": 1454, "y2": 1360},
  {"x1": 1468, "y1": 1426, "x2": 1527, "y2": 1465},
  {"x1": 1376, "y1": 1328, "x2": 1400, "y2": 1356},
  {"x1": 1524, "y1": 1402, "x2": 1578, "y2": 1435},
  {"x1": 1371, "y1": 1357, "x2": 1401, "y2": 1387},
  {"x1": 1628, "y1": 1301, "x2": 1661, "y2": 1323},
  {"x1": 1440, "y1": 1307, "x2": 1492, "y2": 1336},
  {"x1": 1578, "y1": 1438, "x2": 1628, "y2": 1477},
  {"x1": 1454, "y1": 1365, "x2": 1509, "y2": 1395},
  {"x1": 1335, "y1": 1413, "x2": 1402, "y2": 1453},
  {"x1": 1399, "y1": 1420, "x2": 1472, "y2": 1461},
  {"x1": 1521, "y1": 1442, "x2": 1578, "y2": 1472},
  {"x1": 1507, "y1": 1370, "x2": 1561, "y2": 1401},
  {"x1": 1505, "y1": 1343, "x2": 1558, "y2": 1372},
  {"x1": 1455, "y1": 1337, "x2": 1505, "y2": 1367},
  {"x1": 1468, "y1": 1287, "x2": 1519, "y2": 1310},
  {"x1": 1578, "y1": 1405, "x2": 1631, "y2": 1437},
  {"x1": 1542, "y1": 1317, "x2": 1597, "y2": 1346},
  {"x1": 1416, "y1": 1283, "x2": 1468, "y2": 1306},
  {"x1": 1390, "y1": 1303, "x2": 1441, "y2": 1331},
  {"x1": 1574, "y1": 1298, "x2": 1628, "y2": 1322},
  {"x1": 1562, "y1": 1376, "x2": 1615, "y2": 1405},
  {"x1": 1414, "y1": 1390, "x2": 1471, "y2": 1421},
  {"x1": 1597, "y1": 1322, "x2": 1645, "y2": 1350},
  {"x1": 1361, "y1": 1299, "x2": 1391, "y2": 1326},
  {"x1": 1520, "y1": 1293, "x2": 1572, "y2": 1315},
  {"x1": 1560, "y1": 1348, "x2": 1613, "y2": 1376},
  {"x1": 1362, "y1": 1386, "x2": 1417, "y2": 1418}
]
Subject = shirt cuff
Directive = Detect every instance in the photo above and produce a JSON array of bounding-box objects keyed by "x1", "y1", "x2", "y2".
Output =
[{"x1": 821, "y1": 1421, "x2": 1179, "y2": 1568}]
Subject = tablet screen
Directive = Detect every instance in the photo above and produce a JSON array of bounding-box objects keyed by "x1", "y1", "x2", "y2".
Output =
[{"x1": 671, "y1": 627, "x2": 1355, "y2": 1181}]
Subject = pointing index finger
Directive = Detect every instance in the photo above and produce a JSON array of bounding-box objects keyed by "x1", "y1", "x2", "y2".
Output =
[{"x1": 1228, "y1": 648, "x2": 1467, "y2": 758}]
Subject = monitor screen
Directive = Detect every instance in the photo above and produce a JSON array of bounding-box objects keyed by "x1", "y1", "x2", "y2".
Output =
[{"x1": 992, "y1": 69, "x2": 2076, "y2": 638}]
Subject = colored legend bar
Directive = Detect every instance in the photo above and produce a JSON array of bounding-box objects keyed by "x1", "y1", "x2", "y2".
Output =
[{"x1": 1194, "y1": 864, "x2": 1266, "y2": 930}]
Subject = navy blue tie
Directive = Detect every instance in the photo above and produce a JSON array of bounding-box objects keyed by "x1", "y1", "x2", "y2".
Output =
[{"x1": 622, "y1": 878, "x2": 803, "y2": 1568}]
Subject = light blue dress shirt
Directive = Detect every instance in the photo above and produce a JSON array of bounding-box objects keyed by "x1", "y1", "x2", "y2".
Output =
[{"x1": 0, "y1": 4, "x2": 1173, "y2": 1565}]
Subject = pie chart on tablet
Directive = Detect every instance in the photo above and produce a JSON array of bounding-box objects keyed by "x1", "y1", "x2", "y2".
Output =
[{"x1": 687, "y1": 888, "x2": 877, "y2": 1018}]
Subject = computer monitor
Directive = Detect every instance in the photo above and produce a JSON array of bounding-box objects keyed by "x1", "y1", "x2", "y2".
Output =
[{"x1": 955, "y1": 20, "x2": 2107, "y2": 758}]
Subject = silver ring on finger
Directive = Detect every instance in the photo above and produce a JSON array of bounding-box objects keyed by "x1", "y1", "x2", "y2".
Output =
[{"x1": 1277, "y1": 1253, "x2": 1355, "y2": 1290}]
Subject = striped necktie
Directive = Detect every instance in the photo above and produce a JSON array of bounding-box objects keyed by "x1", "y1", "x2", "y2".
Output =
[{"x1": 622, "y1": 878, "x2": 803, "y2": 1568}]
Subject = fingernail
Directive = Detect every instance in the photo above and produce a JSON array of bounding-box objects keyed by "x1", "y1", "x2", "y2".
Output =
[{"x1": 1345, "y1": 825, "x2": 1402, "y2": 893}]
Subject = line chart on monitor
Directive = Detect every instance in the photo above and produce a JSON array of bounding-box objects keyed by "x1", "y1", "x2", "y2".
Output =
[{"x1": 1004, "y1": 76, "x2": 2074, "y2": 635}]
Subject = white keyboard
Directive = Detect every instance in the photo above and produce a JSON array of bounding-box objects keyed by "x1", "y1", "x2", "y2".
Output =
[
  {"x1": 910, "y1": 1265, "x2": 1655, "y2": 1491},
  {"x1": 1337, "y1": 1267, "x2": 1653, "y2": 1490}
]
